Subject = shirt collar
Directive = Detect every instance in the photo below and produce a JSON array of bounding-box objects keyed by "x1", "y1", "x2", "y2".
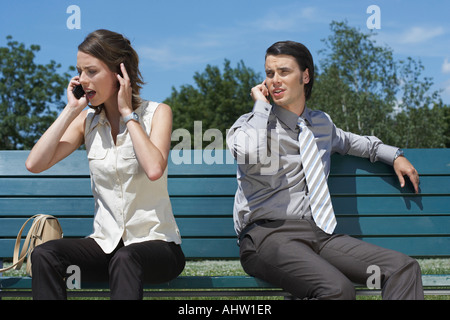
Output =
[
  {"x1": 300, "y1": 106, "x2": 314, "y2": 127},
  {"x1": 87, "y1": 108, "x2": 107, "y2": 130},
  {"x1": 272, "y1": 104, "x2": 314, "y2": 130}
]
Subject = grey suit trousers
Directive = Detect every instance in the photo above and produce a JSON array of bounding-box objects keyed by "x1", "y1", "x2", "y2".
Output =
[{"x1": 239, "y1": 219, "x2": 424, "y2": 300}]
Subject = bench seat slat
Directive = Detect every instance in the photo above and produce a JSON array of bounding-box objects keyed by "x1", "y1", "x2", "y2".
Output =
[{"x1": 1, "y1": 275, "x2": 449, "y2": 291}]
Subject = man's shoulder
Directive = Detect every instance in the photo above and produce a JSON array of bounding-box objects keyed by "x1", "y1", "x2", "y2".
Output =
[{"x1": 305, "y1": 107, "x2": 333, "y2": 126}]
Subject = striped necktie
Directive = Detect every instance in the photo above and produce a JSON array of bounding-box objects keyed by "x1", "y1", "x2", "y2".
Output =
[{"x1": 298, "y1": 118, "x2": 337, "y2": 234}]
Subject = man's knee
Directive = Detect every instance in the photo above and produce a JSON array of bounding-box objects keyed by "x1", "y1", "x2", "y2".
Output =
[
  {"x1": 390, "y1": 253, "x2": 422, "y2": 278},
  {"x1": 382, "y1": 254, "x2": 424, "y2": 299}
]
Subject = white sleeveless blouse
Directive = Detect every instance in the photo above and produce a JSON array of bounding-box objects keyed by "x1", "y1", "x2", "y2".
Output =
[{"x1": 84, "y1": 101, "x2": 181, "y2": 253}]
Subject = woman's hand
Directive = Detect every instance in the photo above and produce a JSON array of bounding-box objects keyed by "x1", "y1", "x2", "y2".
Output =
[
  {"x1": 116, "y1": 63, "x2": 133, "y2": 117},
  {"x1": 67, "y1": 76, "x2": 89, "y2": 112}
]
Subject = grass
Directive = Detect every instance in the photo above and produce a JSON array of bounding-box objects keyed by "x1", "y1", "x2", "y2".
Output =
[
  {"x1": 1, "y1": 258, "x2": 449, "y2": 300},
  {"x1": 418, "y1": 258, "x2": 450, "y2": 275}
]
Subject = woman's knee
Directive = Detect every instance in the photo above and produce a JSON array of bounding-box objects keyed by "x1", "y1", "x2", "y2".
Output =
[
  {"x1": 31, "y1": 240, "x2": 60, "y2": 266},
  {"x1": 31, "y1": 240, "x2": 67, "y2": 278}
]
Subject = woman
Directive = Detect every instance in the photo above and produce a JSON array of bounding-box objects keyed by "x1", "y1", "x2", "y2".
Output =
[{"x1": 26, "y1": 29, "x2": 185, "y2": 300}]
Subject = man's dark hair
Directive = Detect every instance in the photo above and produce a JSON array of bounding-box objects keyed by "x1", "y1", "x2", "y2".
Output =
[{"x1": 265, "y1": 41, "x2": 314, "y2": 100}]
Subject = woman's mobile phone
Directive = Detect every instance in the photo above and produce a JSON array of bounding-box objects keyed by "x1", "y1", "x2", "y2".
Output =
[{"x1": 72, "y1": 85, "x2": 85, "y2": 99}]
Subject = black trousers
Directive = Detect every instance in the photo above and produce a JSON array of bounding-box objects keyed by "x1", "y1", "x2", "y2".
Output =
[
  {"x1": 239, "y1": 219, "x2": 424, "y2": 300},
  {"x1": 31, "y1": 237, "x2": 185, "y2": 300}
]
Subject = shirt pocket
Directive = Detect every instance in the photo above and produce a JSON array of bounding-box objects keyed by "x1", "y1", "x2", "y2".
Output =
[
  {"x1": 87, "y1": 147, "x2": 109, "y2": 177},
  {"x1": 119, "y1": 146, "x2": 140, "y2": 175}
]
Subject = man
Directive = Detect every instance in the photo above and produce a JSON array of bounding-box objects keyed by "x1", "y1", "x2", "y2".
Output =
[{"x1": 226, "y1": 41, "x2": 424, "y2": 299}]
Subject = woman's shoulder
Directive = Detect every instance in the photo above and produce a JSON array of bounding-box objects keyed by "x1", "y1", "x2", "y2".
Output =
[
  {"x1": 140, "y1": 100, "x2": 172, "y2": 119},
  {"x1": 141, "y1": 100, "x2": 170, "y2": 111}
]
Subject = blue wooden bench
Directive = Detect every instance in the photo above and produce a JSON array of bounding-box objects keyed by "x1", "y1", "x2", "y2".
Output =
[{"x1": 0, "y1": 149, "x2": 449, "y2": 298}]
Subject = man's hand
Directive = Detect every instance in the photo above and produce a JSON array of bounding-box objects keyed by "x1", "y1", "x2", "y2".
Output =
[
  {"x1": 393, "y1": 156, "x2": 420, "y2": 193},
  {"x1": 250, "y1": 80, "x2": 270, "y2": 103}
]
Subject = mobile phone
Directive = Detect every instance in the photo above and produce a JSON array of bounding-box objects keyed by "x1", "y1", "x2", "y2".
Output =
[{"x1": 72, "y1": 85, "x2": 85, "y2": 99}]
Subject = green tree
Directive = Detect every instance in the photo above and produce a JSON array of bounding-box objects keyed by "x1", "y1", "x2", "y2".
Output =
[
  {"x1": 309, "y1": 21, "x2": 398, "y2": 138},
  {"x1": 309, "y1": 21, "x2": 448, "y2": 148},
  {"x1": 0, "y1": 36, "x2": 73, "y2": 150},
  {"x1": 391, "y1": 57, "x2": 447, "y2": 148},
  {"x1": 165, "y1": 59, "x2": 262, "y2": 148}
]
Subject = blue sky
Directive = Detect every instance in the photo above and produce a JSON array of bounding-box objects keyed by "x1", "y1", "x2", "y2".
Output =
[{"x1": 1, "y1": 0, "x2": 449, "y2": 105}]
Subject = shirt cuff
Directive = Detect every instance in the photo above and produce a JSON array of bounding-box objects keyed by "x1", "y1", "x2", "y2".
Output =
[
  {"x1": 252, "y1": 100, "x2": 272, "y2": 116},
  {"x1": 377, "y1": 144, "x2": 399, "y2": 165}
]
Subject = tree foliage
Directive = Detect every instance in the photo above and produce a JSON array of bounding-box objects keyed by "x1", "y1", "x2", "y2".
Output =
[
  {"x1": 309, "y1": 21, "x2": 448, "y2": 148},
  {"x1": 0, "y1": 36, "x2": 72, "y2": 150},
  {"x1": 165, "y1": 59, "x2": 262, "y2": 148},
  {"x1": 391, "y1": 57, "x2": 448, "y2": 148}
]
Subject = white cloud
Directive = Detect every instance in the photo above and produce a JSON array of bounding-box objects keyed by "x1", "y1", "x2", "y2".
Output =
[
  {"x1": 248, "y1": 6, "x2": 321, "y2": 32},
  {"x1": 442, "y1": 58, "x2": 450, "y2": 74},
  {"x1": 441, "y1": 79, "x2": 450, "y2": 102},
  {"x1": 138, "y1": 45, "x2": 208, "y2": 69},
  {"x1": 137, "y1": 24, "x2": 248, "y2": 70},
  {"x1": 399, "y1": 26, "x2": 444, "y2": 44},
  {"x1": 375, "y1": 25, "x2": 448, "y2": 57}
]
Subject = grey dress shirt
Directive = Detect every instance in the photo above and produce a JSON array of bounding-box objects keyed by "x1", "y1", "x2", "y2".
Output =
[{"x1": 226, "y1": 100, "x2": 399, "y2": 234}]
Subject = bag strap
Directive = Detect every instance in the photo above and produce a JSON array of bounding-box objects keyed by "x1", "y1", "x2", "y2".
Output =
[{"x1": 0, "y1": 214, "x2": 41, "y2": 273}]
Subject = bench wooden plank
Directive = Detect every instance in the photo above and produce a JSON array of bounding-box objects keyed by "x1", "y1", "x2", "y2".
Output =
[
  {"x1": 0, "y1": 195, "x2": 449, "y2": 217},
  {"x1": 335, "y1": 216, "x2": 450, "y2": 236},
  {"x1": 0, "y1": 196, "x2": 448, "y2": 217},
  {"x1": 2, "y1": 236, "x2": 449, "y2": 258},
  {"x1": 0, "y1": 177, "x2": 241, "y2": 196},
  {"x1": 2, "y1": 149, "x2": 449, "y2": 176},
  {"x1": 0, "y1": 150, "x2": 89, "y2": 176},
  {"x1": 332, "y1": 196, "x2": 450, "y2": 215},
  {"x1": 179, "y1": 237, "x2": 450, "y2": 258},
  {"x1": 330, "y1": 149, "x2": 450, "y2": 175},
  {"x1": 1, "y1": 216, "x2": 449, "y2": 239},
  {"x1": 0, "y1": 215, "x2": 450, "y2": 238},
  {"x1": 0, "y1": 178, "x2": 92, "y2": 196},
  {"x1": 0, "y1": 198, "x2": 95, "y2": 216},
  {"x1": 328, "y1": 175, "x2": 449, "y2": 195},
  {"x1": 2, "y1": 174, "x2": 447, "y2": 197}
]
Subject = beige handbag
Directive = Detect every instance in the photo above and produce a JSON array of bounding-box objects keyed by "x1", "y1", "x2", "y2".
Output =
[{"x1": 0, "y1": 214, "x2": 63, "y2": 276}]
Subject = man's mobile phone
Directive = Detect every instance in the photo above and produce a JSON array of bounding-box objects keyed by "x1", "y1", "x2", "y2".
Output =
[{"x1": 72, "y1": 85, "x2": 85, "y2": 99}]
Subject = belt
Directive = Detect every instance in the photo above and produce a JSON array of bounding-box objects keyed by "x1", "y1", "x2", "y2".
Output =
[{"x1": 237, "y1": 219, "x2": 273, "y2": 246}]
